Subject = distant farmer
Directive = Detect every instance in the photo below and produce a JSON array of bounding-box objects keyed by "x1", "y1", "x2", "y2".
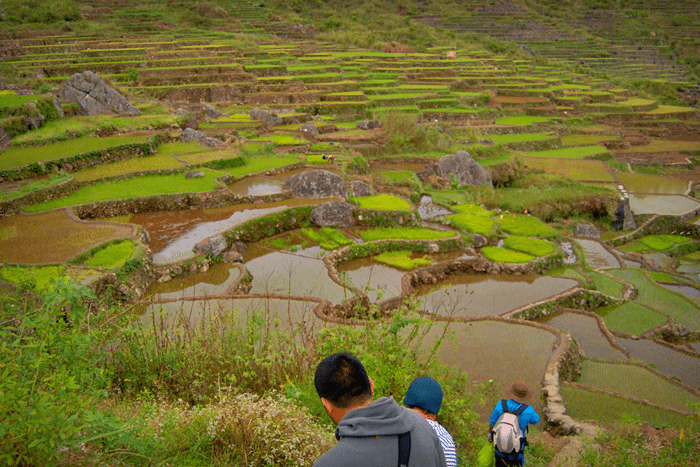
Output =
[
  {"x1": 403, "y1": 376, "x2": 457, "y2": 467},
  {"x1": 313, "y1": 352, "x2": 447, "y2": 467},
  {"x1": 488, "y1": 381, "x2": 540, "y2": 467}
]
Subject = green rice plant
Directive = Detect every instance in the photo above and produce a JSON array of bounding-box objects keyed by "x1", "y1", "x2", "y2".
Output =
[
  {"x1": 424, "y1": 189, "x2": 468, "y2": 206},
  {"x1": 445, "y1": 213, "x2": 495, "y2": 236},
  {"x1": 498, "y1": 214, "x2": 557, "y2": 238},
  {"x1": 560, "y1": 134, "x2": 619, "y2": 146},
  {"x1": 561, "y1": 385, "x2": 696, "y2": 432},
  {"x1": 360, "y1": 227, "x2": 454, "y2": 242},
  {"x1": 300, "y1": 228, "x2": 326, "y2": 243},
  {"x1": 524, "y1": 145, "x2": 610, "y2": 159},
  {"x1": 352, "y1": 194, "x2": 412, "y2": 211},
  {"x1": 0, "y1": 173, "x2": 71, "y2": 200},
  {"x1": 494, "y1": 116, "x2": 556, "y2": 126},
  {"x1": 452, "y1": 203, "x2": 494, "y2": 217},
  {"x1": 590, "y1": 271, "x2": 624, "y2": 298},
  {"x1": 638, "y1": 234, "x2": 692, "y2": 251},
  {"x1": 0, "y1": 136, "x2": 150, "y2": 170},
  {"x1": 481, "y1": 246, "x2": 535, "y2": 263},
  {"x1": 374, "y1": 250, "x2": 432, "y2": 270},
  {"x1": 84, "y1": 240, "x2": 135, "y2": 270},
  {"x1": 601, "y1": 302, "x2": 668, "y2": 335},
  {"x1": 524, "y1": 158, "x2": 616, "y2": 182},
  {"x1": 577, "y1": 361, "x2": 700, "y2": 413},
  {"x1": 72, "y1": 155, "x2": 185, "y2": 181},
  {"x1": 320, "y1": 227, "x2": 353, "y2": 247},
  {"x1": 503, "y1": 236, "x2": 555, "y2": 257},
  {"x1": 251, "y1": 134, "x2": 309, "y2": 145},
  {"x1": 24, "y1": 170, "x2": 222, "y2": 213},
  {"x1": 647, "y1": 271, "x2": 677, "y2": 283},
  {"x1": 157, "y1": 141, "x2": 206, "y2": 155},
  {"x1": 375, "y1": 170, "x2": 422, "y2": 190},
  {"x1": 608, "y1": 269, "x2": 700, "y2": 331},
  {"x1": 263, "y1": 231, "x2": 309, "y2": 251},
  {"x1": 223, "y1": 156, "x2": 300, "y2": 177},
  {"x1": 486, "y1": 133, "x2": 557, "y2": 144}
]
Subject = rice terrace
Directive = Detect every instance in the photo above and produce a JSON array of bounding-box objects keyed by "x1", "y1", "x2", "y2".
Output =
[{"x1": 1, "y1": 0, "x2": 700, "y2": 465}]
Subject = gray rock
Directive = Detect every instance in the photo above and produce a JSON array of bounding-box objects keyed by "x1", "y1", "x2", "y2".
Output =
[
  {"x1": 186, "y1": 170, "x2": 206, "y2": 179},
  {"x1": 433, "y1": 150, "x2": 492, "y2": 188},
  {"x1": 357, "y1": 120, "x2": 380, "y2": 130},
  {"x1": 0, "y1": 127, "x2": 11, "y2": 151},
  {"x1": 202, "y1": 103, "x2": 220, "y2": 120},
  {"x1": 51, "y1": 94, "x2": 64, "y2": 118},
  {"x1": 179, "y1": 127, "x2": 208, "y2": 143},
  {"x1": 232, "y1": 241, "x2": 249, "y2": 253},
  {"x1": 24, "y1": 112, "x2": 45, "y2": 130},
  {"x1": 426, "y1": 243, "x2": 440, "y2": 254},
  {"x1": 574, "y1": 223, "x2": 600, "y2": 239},
  {"x1": 473, "y1": 234, "x2": 488, "y2": 248},
  {"x1": 59, "y1": 71, "x2": 140, "y2": 116},
  {"x1": 311, "y1": 201, "x2": 356, "y2": 228},
  {"x1": 478, "y1": 138, "x2": 495, "y2": 145},
  {"x1": 350, "y1": 180, "x2": 372, "y2": 197},
  {"x1": 193, "y1": 233, "x2": 228, "y2": 257},
  {"x1": 222, "y1": 250, "x2": 243, "y2": 263},
  {"x1": 250, "y1": 108, "x2": 282, "y2": 126},
  {"x1": 283, "y1": 169, "x2": 347, "y2": 200},
  {"x1": 300, "y1": 122, "x2": 319, "y2": 135}
]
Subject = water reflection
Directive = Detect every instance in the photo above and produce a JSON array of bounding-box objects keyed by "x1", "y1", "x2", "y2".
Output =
[
  {"x1": 618, "y1": 337, "x2": 700, "y2": 388},
  {"x1": 151, "y1": 206, "x2": 288, "y2": 265},
  {"x1": 415, "y1": 275, "x2": 579, "y2": 317},
  {"x1": 628, "y1": 194, "x2": 700, "y2": 216},
  {"x1": 228, "y1": 176, "x2": 284, "y2": 196},
  {"x1": 337, "y1": 260, "x2": 406, "y2": 302},
  {"x1": 542, "y1": 312, "x2": 628, "y2": 361},
  {"x1": 617, "y1": 173, "x2": 688, "y2": 195},
  {"x1": 577, "y1": 239, "x2": 620, "y2": 269}
]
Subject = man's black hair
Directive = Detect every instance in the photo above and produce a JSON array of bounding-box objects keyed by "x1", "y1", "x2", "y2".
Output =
[{"x1": 315, "y1": 352, "x2": 371, "y2": 409}]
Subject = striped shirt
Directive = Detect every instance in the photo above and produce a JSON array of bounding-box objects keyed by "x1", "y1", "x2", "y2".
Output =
[{"x1": 427, "y1": 420, "x2": 457, "y2": 467}]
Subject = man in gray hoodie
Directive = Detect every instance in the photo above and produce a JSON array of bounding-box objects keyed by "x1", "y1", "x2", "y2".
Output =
[{"x1": 313, "y1": 352, "x2": 447, "y2": 467}]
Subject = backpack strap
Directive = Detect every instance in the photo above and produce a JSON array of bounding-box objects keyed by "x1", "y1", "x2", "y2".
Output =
[
  {"x1": 500, "y1": 399, "x2": 509, "y2": 414},
  {"x1": 513, "y1": 403, "x2": 528, "y2": 417},
  {"x1": 398, "y1": 432, "x2": 411, "y2": 467}
]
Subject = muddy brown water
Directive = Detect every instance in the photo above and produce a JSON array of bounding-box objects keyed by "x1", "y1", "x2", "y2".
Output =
[
  {"x1": 629, "y1": 194, "x2": 700, "y2": 216},
  {"x1": 542, "y1": 312, "x2": 628, "y2": 361}
]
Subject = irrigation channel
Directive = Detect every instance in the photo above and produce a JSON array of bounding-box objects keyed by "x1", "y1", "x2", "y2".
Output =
[{"x1": 131, "y1": 165, "x2": 700, "y2": 427}]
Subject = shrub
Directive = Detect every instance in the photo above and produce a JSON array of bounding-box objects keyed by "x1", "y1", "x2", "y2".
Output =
[{"x1": 346, "y1": 155, "x2": 370, "y2": 174}]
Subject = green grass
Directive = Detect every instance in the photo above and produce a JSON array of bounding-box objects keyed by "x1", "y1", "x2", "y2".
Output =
[
  {"x1": 638, "y1": 234, "x2": 692, "y2": 251},
  {"x1": 222, "y1": 156, "x2": 300, "y2": 177},
  {"x1": 590, "y1": 272, "x2": 624, "y2": 298},
  {"x1": 0, "y1": 173, "x2": 71, "y2": 200},
  {"x1": 502, "y1": 236, "x2": 555, "y2": 257},
  {"x1": 452, "y1": 204, "x2": 494, "y2": 217},
  {"x1": 251, "y1": 134, "x2": 309, "y2": 145},
  {"x1": 481, "y1": 246, "x2": 535, "y2": 263},
  {"x1": 375, "y1": 170, "x2": 422, "y2": 188},
  {"x1": 0, "y1": 136, "x2": 150, "y2": 169},
  {"x1": 601, "y1": 302, "x2": 668, "y2": 335},
  {"x1": 352, "y1": 194, "x2": 412, "y2": 211},
  {"x1": 84, "y1": 240, "x2": 135, "y2": 270},
  {"x1": 374, "y1": 250, "x2": 432, "y2": 270},
  {"x1": 647, "y1": 271, "x2": 678, "y2": 283},
  {"x1": 561, "y1": 385, "x2": 697, "y2": 432},
  {"x1": 487, "y1": 133, "x2": 557, "y2": 144},
  {"x1": 524, "y1": 145, "x2": 610, "y2": 159},
  {"x1": 0, "y1": 264, "x2": 99, "y2": 294},
  {"x1": 524, "y1": 158, "x2": 615, "y2": 182},
  {"x1": 72, "y1": 155, "x2": 185, "y2": 181},
  {"x1": 24, "y1": 169, "x2": 222, "y2": 213},
  {"x1": 494, "y1": 116, "x2": 557, "y2": 126},
  {"x1": 360, "y1": 227, "x2": 454, "y2": 242},
  {"x1": 578, "y1": 360, "x2": 700, "y2": 412},
  {"x1": 498, "y1": 214, "x2": 557, "y2": 238},
  {"x1": 608, "y1": 269, "x2": 700, "y2": 331},
  {"x1": 445, "y1": 213, "x2": 495, "y2": 235}
]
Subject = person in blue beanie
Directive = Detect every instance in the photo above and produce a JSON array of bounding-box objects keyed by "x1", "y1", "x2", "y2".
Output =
[{"x1": 403, "y1": 376, "x2": 457, "y2": 467}]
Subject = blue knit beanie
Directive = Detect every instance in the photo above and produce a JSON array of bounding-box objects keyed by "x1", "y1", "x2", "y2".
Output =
[{"x1": 403, "y1": 376, "x2": 443, "y2": 415}]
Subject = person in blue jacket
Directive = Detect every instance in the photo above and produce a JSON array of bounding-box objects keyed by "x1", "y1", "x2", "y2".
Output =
[{"x1": 488, "y1": 381, "x2": 540, "y2": 466}]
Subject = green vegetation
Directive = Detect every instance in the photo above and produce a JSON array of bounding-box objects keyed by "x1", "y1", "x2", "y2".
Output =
[
  {"x1": 498, "y1": 214, "x2": 557, "y2": 238},
  {"x1": 301, "y1": 227, "x2": 353, "y2": 250},
  {"x1": 590, "y1": 271, "x2": 624, "y2": 299},
  {"x1": 525, "y1": 145, "x2": 610, "y2": 159},
  {"x1": 452, "y1": 203, "x2": 494, "y2": 217},
  {"x1": 600, "y1": 302, "x2": 668, "y2": 335},
  {"x1": 374, "y1": 250, "x2": 433, "y2": 270},
  {"x1": 481, "y1": 246, "x2": 535, "y2": 263},
  {"x1": 24, "y1": 170, "x2": 222, "y2": 213},
  {"x1": 84, "y1": 240, "x2": 135, "y2": 270},
  {"x1": 502, "y1": 236, "x2": 555, "y2": 257},
  {"x1": 352, "y1": 194, "x2": 412, "y2": 211},
  {"x1": 360, "y1": 227, "x2": 455, "y2": 242},
  {"x1": 639, "y1": 234, "x2": 693, "y2": 251},
  {"x1": 446, "y1": 212, "x2": 495, "y2": 235}
]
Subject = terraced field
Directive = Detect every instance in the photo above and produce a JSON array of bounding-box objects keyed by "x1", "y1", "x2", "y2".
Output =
[{"x1": 1, "y1": 0, "x2": 700, "y2": 465}]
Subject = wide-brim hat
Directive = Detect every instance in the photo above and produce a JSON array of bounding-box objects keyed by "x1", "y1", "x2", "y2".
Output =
[{"x1": 504, "y1": 380, "x2": 533, "y2": 404}]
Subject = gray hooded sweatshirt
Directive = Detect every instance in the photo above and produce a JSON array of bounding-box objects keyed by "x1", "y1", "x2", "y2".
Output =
[{"x1": 313, "y1": 396, "x2": 448, "y2": 467}]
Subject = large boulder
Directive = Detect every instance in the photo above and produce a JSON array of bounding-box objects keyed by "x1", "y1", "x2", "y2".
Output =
[
  {"x1": 612, "y1": 199, "x2": 637, "y2": 231},
  {"x1": 193, "y1": 234, "x2": 228, "y2": 257},
  {"x1": 431, "y1": 150, "x2": 492, "y2": 188},
  {"x1": 0, "y1": 127, "x2": 10, "y2": 150},
  {"x1": 250, "y1": 108, "x2": 282, "y2": 126},
  {"x1": 574, "y1": 223, "x2": 600, "y2": 239},
  {"x1": 59, "y1": 71, "x2": 140, "y2": 116},
  {"x1": 179, "y1": 127, "x2": 223, "y2": 148},
  {"x1": 283, "y1": 169, "x2": 347, "y2": 200},
  {"x1": 311, "y1": 201, "x2": 356, "y2": 228},
  {"x1": 350, "y1": 180, "x2": 372, "y2": 197}
]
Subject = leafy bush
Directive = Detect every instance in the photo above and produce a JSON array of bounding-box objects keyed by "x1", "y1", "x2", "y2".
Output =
[
  {"x1": 0, "y1": 280, "x2": 117, "y2": 466},
  {"x1": 346, "y1": 155, "x2": 370, "y2": 174}
]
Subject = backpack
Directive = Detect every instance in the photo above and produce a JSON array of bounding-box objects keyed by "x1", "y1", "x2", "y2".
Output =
[{"x1": 492, "y1": 400, "x2": 528, "y2": 454}]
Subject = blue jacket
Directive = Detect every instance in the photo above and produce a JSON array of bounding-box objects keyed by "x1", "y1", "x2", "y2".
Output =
[{"x1": 489, "y1": 399, "x2": 540, "y2": 433}]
